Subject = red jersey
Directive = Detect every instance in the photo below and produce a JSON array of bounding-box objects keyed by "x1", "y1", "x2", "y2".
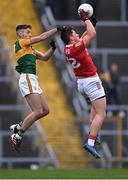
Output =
[{"x1": 64, "y1": 40, "x2": 97, "y2": 77}]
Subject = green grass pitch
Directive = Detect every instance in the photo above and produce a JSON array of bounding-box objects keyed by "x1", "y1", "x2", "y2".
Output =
[{"x1": 0, "y1": 168, "x2": 128, "y2": 179}]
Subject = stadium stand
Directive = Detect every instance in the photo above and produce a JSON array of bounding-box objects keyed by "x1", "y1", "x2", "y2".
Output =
[{"x1": 1, "y1": 0, "x2": 128, "y2": 169}]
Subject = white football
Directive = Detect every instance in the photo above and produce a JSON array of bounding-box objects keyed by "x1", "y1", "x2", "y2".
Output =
[{"x1": 78, "y1": 3, "x2": 93, "y2": 18}]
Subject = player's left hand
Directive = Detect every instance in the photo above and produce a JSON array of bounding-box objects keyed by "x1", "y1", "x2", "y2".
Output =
[
  {"x1": 50, "y1": 40, "x2": 56, "y2": 50},
  {"x1": 57, "y1": 26, "x2": 68, "y2": 32}
]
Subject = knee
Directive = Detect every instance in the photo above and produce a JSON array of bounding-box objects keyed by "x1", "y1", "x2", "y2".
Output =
[
  {"x1": 35, "y1": 107, "x2": 49, "y2": 119},
  {"x1": 100, "y1": 110, "x2": 106, "y2": 121},
  {"x1": 103, "y1": 111, "x2": 106, "y2": 119},
  {"x1": 43, "y1": 107, "x2": 50, "y2": 116},
  {"x1": 96, "y1": 110, "x2": 106, "y2": 121},
  {"x1": 40, "y1": 107, "x2": 49, "y2": 117}
]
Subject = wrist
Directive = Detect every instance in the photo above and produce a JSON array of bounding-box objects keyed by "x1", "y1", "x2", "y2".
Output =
[
  {"x1": 57, "y1": 27, "x2": 60, "y2": 32},
  {"x1": 57, "y1": 26, "x2": 61, "y2": 32},
  {"x1": 50, "y1": 40, "x2": 56, "y2": 50},
  {"x1": 51, "y1": 47, "x2": 56, "y2": 50},
  {"x1": 84, "y1": 18, "x2": 89, "y2": 22}
]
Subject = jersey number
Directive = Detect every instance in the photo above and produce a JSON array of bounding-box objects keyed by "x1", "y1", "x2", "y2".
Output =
[{"x1": 68, "y1": 58, "x2": 80, "y2": 69}]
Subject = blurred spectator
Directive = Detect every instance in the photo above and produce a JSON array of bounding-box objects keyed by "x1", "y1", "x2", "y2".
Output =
[
  {"x1": 100, "y1": 69, "x2": 111, "y2": 103},
  {"x1": 100, "y1": 63, "x2": 121, "y2": 105},
  {"x1": 109, "y1": 63, "x2": 121, "y2": 104}
]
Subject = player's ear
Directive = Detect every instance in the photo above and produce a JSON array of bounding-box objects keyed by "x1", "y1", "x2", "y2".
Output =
[
  {"x1": 69, "y1": 34, "x2": 73, "y2": 42},
  {"x1": 18, "y1": 31, "x2": 23, "y2": 38}
]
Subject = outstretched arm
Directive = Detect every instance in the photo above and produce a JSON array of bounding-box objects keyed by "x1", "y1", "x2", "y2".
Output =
[{"x1": 30, "y1": 28, "x2": 58, "y2": 44}]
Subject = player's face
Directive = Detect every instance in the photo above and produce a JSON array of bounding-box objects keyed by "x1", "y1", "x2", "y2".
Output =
[
  {"x1": 70, "y1": 30, "x2": 80, "y2": 42},
  {"x1": 18, "y1": 28, "x2": 32, "y2": 38},
  {"x1": 23, "y1": 28, "x2": 32, "y2": 38}
]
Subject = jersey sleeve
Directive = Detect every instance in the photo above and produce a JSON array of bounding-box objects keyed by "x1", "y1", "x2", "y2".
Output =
[
  {"x1": 19, "y1": 39, "x2": 31, "y2": 47},
  {"x1": 72, "y1": 41, "x2": 85, "y2": 56}
]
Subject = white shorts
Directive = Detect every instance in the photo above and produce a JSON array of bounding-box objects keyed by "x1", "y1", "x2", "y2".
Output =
[
  {"x1": 19, "y1": 73, "x2": 43, "y2": 97},
  {"x1": 77, "y1": 75, "x2": 105, "y2": 101}
]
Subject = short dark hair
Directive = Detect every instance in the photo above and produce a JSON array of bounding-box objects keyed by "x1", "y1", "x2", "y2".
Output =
[
  {"x1": 16, "y1": 24, "x2": 32, "y2": 32},
  {"x1": 60, "y1": 26, "x2": 73, "y2": 44}
]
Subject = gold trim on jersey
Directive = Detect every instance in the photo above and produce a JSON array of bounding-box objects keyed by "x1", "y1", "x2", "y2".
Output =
[
  {"x1": 26, "y1": 74, "x2": 33, "y2": 94},
  {"x1": 15, "y1": 39, "x2": 35, "y2": 60},
  {"x1": 16, "y1": 48, "x2": 35, "y2": 60}
]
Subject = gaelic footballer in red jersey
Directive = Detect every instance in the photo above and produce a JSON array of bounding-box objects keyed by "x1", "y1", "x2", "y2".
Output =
[
  {"x1": 64, "y1": 40, "x2": 97, "y2": 77},
  {"x1": 59, "y1": 19, "x2": 106, "y2": 159}
]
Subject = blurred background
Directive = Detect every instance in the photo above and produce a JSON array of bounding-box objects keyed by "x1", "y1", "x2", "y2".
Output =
[{"x1": 0, "y1": 0, "x2": 128, "y2": 170}]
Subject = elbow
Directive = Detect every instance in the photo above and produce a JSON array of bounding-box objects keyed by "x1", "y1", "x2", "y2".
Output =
[
  {"x1": 42, "y1": 57, "x2": 49, "y2": 61},
  {"x1": 44, "y1": 58, "x2": 49, "y2": 61},
  {"x1": 92, "y1": 30, "x2": 96, "y2": 38},
  {"x1": 90, "y1": 31, "x2": 96, "y2": 40},
  {"x1": 94, "y1": 30, "x2": 96, "y2": 37}
]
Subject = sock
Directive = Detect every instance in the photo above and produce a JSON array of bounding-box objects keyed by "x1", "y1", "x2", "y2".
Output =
[
  {"x1": 16, "y1": 124, "x2": 21, "y2": 131},
  {"x1": 16, "y1": 133, "x2": 22, "y2": 140},
  {"x1": 89, "y1": 131, "x2": 99, "y2": 140},
  {"x1": 15, "y1": 121, "x2": 23, "y2": 132},
  {"x1": 18, "y1": 129, "x2": 25, "y2": 137},
  {"x1": 88, "y1": 134, "x2": 96, "y2": 146},
  {"x1": 19, "y1": 121, "x2": 23, "y2": 126}
]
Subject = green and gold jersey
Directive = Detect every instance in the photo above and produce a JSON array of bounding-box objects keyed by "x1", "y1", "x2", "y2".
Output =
[{"x1": 14, "y1": 38, "x2": 37, "y2": 74}]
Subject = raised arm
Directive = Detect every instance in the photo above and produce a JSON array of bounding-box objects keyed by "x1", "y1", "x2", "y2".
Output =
[
  {"x1": 30, "y1": 28, "x2": 58, "y2": 44},
  {"x1": 80, "y1": 31, "x2": 87, "y2": 39},
  {"x1": 81, "y1": 19, "x2": 96, "y2": 47},
  {"x1": 79, "y1": 10, "x2": 96, "y2": 47}
]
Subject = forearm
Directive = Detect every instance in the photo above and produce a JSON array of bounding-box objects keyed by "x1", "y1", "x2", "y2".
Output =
[
  {"x1": 31, "y1": 28, "x2": 57, "y2": 44},
  {"x1": 40, "y1": 28, "x2": 57, "y2": 41},
  {"x1": 84, "y1": 19, "x2": 96, "y2": 38},
  {"x1": 36, "y1": 48, "x2": 54, "y2": 61},
  {"x1": 42, "y1": 48, "x2": 54, "y2": 60}
]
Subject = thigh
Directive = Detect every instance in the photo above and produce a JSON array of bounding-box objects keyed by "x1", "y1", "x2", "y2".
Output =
[
  {"x1": 25, "y1": 93, "x2": 43, "y2": 111},
  {"x1": 92, "y1": 97, "x2": 106, "y2": 114},
  {"x1": 25, "y1": 93, "x2": 49, "y2": 112},
  {"x1": 40, "y1": 93, "x2": 49, "y2": 111},
  {"x1": 90, "y1": 105, "x2": 96, "y2": 122},
  {"x1": 84, "y1": 76, "x2": 105, "y2": 101},
  {"x1": 19, "y1": 74, "x2": 42, "y2": 97}
]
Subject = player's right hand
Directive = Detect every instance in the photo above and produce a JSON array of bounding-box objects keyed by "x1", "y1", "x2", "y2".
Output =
[{"x1": 79, "y1": 9, "x2": 89, "y2": 21}]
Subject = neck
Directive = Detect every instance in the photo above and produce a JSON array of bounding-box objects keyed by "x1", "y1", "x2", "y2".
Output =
[{"x1": 69, "y1": 40, "x2": 75, "y2": 44}]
